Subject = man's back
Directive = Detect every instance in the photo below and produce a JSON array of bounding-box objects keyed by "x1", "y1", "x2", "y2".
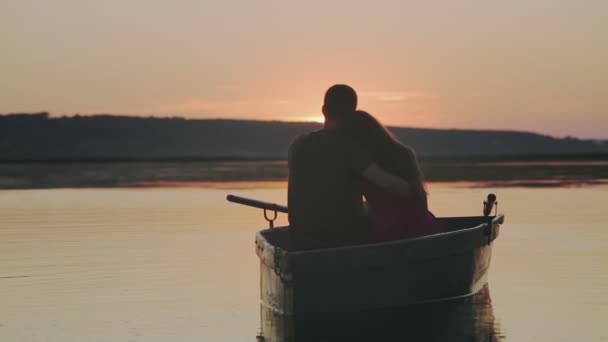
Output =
[{"x1": 288, "y1": 128, "x2": 371, "y2": 250}]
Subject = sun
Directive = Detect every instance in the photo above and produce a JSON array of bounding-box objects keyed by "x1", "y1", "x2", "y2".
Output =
[{"x1": 292, "y1": 114, "x2": 324, "y2": 123}]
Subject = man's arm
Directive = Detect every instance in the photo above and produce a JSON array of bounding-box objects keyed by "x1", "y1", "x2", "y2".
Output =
[
  {"x1": 361, "y1": 163, "x2": 412, "y2": 198},
  {"x1": 343, "y1": 136, "x2": 412, "y2": 198}
]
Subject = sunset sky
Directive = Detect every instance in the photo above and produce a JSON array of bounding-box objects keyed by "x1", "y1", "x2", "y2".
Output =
[{"x1": 1, "y1": 1, "x2": 607, "y2": 138}]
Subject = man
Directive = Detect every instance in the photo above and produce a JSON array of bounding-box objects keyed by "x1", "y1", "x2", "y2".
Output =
[{"x1": 288, "y1": 84, "x2": 412, "y2": 250}]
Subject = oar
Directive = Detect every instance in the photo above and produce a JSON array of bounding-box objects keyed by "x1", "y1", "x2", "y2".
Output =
[{"x1": 226, "y1": 194, "x2": 288, "y2": 228}]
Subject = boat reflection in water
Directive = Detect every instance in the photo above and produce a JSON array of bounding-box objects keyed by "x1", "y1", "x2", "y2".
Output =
[{"x1": 259, "y1": 284, "x2": 503, "y2": 341}]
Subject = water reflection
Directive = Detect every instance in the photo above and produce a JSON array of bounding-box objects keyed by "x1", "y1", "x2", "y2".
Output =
[
  {"x1": 474, "y1": 178, "x2": 608, "y2": 188},
  {"x1": 260, "y1": 284, "x2": 503, "y2": 342},
  {"x1": 3, "y1": 186, "x2": 607, "y2": 340}
]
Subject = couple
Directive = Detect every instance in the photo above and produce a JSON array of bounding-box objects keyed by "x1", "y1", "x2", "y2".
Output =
[{"x1": 288, "y1": 84, "x2": 442, "y2": 251}]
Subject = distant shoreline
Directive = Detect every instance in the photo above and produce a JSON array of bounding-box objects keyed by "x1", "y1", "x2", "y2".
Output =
[
  {"x1": 2, "y1": 153, "x2": 608, "y2": 164},
  {"x1": 2, "y1": 113, "x2": 607, "y2": 161}
]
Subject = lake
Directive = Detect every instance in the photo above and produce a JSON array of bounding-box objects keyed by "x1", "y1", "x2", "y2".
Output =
[{"x1": 1, "y1": 182, "x2": 607, "y2": 341}]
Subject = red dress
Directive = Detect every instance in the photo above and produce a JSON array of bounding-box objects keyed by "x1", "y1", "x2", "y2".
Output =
[{"x1": 362, "y1": 181, "x2": 443, "y2": 242}]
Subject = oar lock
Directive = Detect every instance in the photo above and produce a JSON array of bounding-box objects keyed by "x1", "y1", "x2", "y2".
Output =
[{"x1": 483, "y1": 193, "x2": 498, "y2": 217}]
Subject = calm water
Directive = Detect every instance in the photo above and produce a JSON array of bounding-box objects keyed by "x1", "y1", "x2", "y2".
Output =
[{"x1": 1, "y1": 183, "x2": 607, "y2": 341}]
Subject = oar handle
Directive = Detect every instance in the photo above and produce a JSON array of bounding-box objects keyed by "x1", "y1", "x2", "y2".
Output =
[{"x1": 226, "y1": 195, "x2": 289, "y2": 214}]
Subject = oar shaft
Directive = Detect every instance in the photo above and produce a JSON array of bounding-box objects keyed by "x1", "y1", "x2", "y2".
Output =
[{"x1": 226, "y1": 195, "x2": 289, "y2": 213}]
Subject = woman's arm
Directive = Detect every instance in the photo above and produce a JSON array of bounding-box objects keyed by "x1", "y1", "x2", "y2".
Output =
[{"x1": 360, "y1": 163, "x2": 412, "y2": 198}]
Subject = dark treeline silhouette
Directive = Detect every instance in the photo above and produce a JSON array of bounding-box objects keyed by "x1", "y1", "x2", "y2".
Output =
[{"x1": 1, "y1": 113, "x2": 606, "y2": 161}]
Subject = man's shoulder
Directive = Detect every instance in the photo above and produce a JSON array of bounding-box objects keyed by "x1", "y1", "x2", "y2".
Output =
[
  {"x1": 290, "y1": 131, "x2": 315, "y2": 147},
  {"x1": 289, "y1": 132, "x2": 310, "y2": 155},
  {"x1": 289, "y1": 130, "x2": 344, "y2": 163},
  {"x1": 290, "y1": 130, "x2": 328, "y2": 152},
  {"x1": 290, "y1": 129, "x2": 345, "y2": 148}
]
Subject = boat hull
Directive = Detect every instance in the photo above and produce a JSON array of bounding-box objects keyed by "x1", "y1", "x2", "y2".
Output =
[{"x1": 255, "y1": 215, "x2": 504, "y2": 339}]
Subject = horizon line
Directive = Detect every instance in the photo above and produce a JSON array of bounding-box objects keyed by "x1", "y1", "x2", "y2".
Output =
[{"x1": 1, "y1": 111, "x2": 607, "y2": 141}]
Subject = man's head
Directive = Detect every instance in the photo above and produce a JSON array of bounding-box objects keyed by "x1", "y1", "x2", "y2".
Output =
[{"x1": 322, "y1": 84, "x2": 357, "y2": 124}]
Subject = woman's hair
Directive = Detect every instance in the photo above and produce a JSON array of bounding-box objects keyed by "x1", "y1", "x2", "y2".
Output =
[{"x1": 341, "y1": 110, "x2": 427, "y2": 203}]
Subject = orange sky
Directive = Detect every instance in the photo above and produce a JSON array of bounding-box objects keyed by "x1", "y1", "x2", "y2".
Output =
[{"x1": 1, "y1": 1, "x2": 607, "y2": 138}]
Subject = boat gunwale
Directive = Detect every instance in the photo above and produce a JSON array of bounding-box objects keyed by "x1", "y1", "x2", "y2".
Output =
[{"x1": 255, "y1": 214, "x2": 504, "y2": 275}]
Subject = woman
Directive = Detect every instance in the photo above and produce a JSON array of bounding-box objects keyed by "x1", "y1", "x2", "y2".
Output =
[{"x1": 341, "y1": 110, "x2": 442, "y2": 242}]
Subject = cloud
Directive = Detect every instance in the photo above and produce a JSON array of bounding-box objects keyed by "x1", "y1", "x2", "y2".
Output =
[
  {"x1": 270, "y1": 99, "x2": 295, "y2": 105},
  {"x1": 158, "y1": 97, "x2": 297, "y2": 117},
  {"x1": 214, "y1": 85, "x2": 241, "y2": 92},
  {"x1": 360, "y1": 91, "x2": 438, "y2": 103},
  {"x1": 163, "y1": 99, "x2": 246, "y2": 113}
]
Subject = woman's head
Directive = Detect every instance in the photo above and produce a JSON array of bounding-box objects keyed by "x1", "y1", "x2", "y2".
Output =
[
  {"x1": 340, "y1": 110, "x2": 396, "y2": 154},
  {"x1": 341, "y1": 110, "x2": 427, "y2": 202}
]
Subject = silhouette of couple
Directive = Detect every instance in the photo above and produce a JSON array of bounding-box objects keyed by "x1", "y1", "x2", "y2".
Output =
[{"x1": 288, "y1": 84, "x2": 442, "y2": 250}]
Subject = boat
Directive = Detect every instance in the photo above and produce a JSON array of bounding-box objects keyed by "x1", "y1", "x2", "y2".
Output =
[{"x1": 226, "y1": 194, "x2": 505, "y2": 340}]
